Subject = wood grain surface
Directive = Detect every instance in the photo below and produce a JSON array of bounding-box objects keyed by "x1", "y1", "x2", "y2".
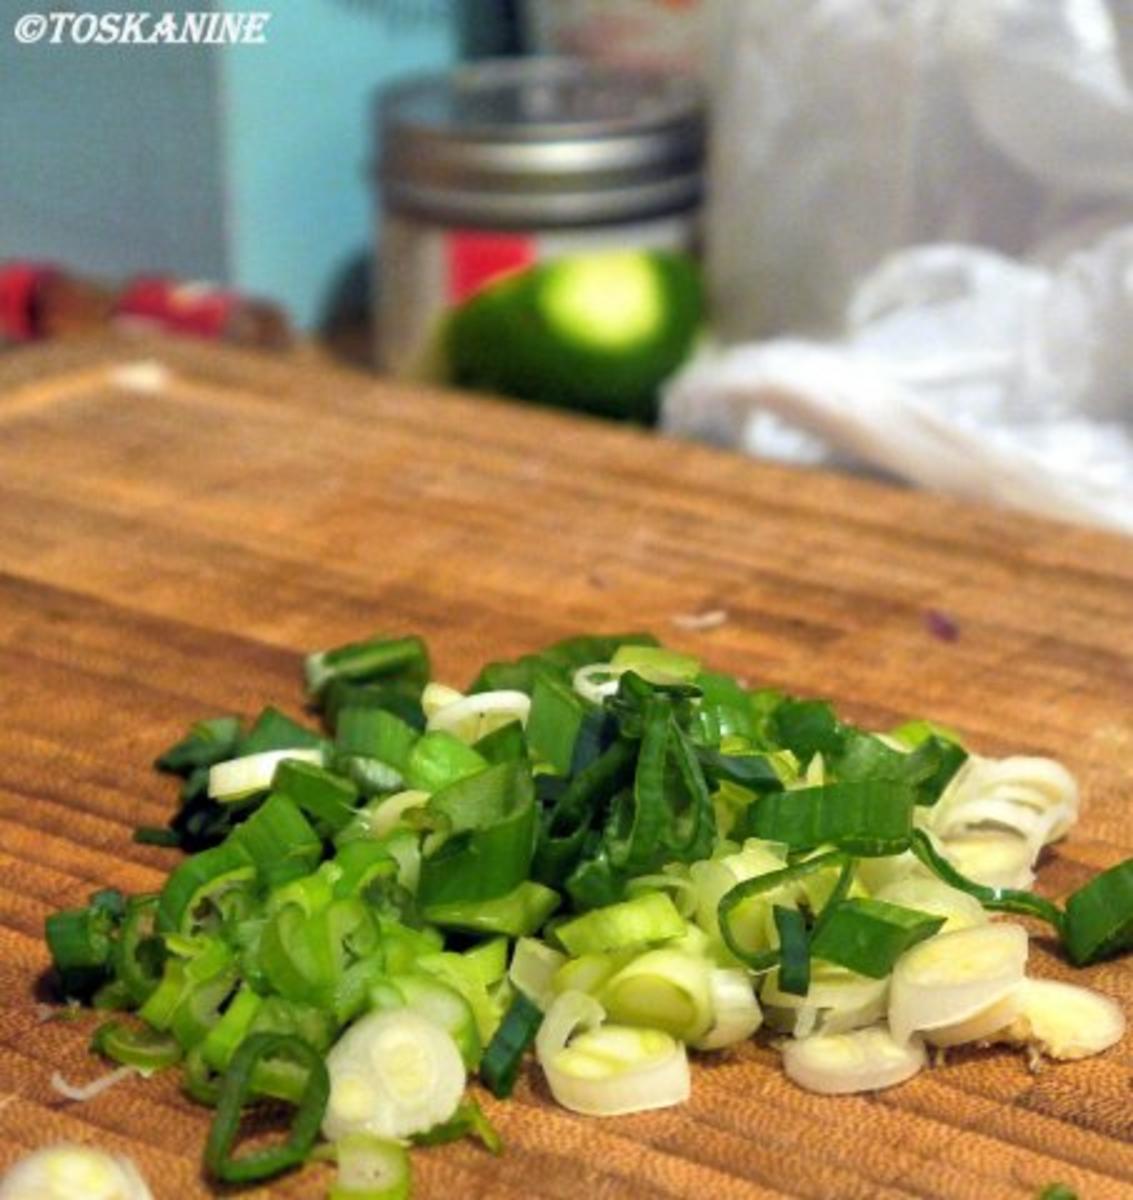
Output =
[{"x1": 0, "y1": 337, "x2": 1129, "y2": 1199}]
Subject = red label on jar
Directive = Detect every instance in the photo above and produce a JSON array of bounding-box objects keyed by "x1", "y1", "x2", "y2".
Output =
[
  {"x1": 446, "y1": 232, "x2": 536, "y2": 305},
  {"x1": 116, "y1": 277, "x2": 236, "y2": 339},
  {"x1": 0, "y1": 262, "x2": 56, "y2": 341}
]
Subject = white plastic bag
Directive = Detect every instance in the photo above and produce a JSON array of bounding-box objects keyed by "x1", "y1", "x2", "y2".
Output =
[
  {"x1": 708, "y1": 0, "x2": 1133, "y2": 340},
  {"x1": 669, "y1": 0, "x2": 1133, "y2": 532}
]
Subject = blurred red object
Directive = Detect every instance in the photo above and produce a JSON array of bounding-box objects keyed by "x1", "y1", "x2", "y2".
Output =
[{"x1": 0, "y1": 262, "x2": 290, "y2": 350}]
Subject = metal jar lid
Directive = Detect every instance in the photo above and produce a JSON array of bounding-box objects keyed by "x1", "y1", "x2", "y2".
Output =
[{"x1": 378, "y1": 57, "x2": 706, "y2": 228}]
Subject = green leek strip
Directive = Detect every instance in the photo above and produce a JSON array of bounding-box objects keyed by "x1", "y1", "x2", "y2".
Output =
[
  {"x1": 92, "y1": 1020, "x2": 183, "y2": 1073},
  {"x1": 717, "y1": 850, "x2": 845, "y2": 969},
  {"x1": 239, "y1": 706, "x2": 327, "y2": 756},
  {"x1": 423, "y1": 881, "x2": 560, "y2": 938},
  {"x1": 405, "y1": 731, "x2": 488, "y2": 794},
  {"x1": 417, "y1": 761, "x2": 536, "y2": 908},
  {"x1": 605, "y1": 698, "x2": 716, "y2": 874},
  {"x1": 740, "y1": 782, "x2": 915, "y2": 856},
  {"x1": 204, "y1": 1032, "x2": 329, "y2": 1184},
  {"x1": 233, "y1": 793, "x2": 322, "y2": 888},
  {"x1": 533, "y1": 739, "x2": 637, "y2": 888},
  {"x1": 773, "y1": 907, "x2": 811, "y2": 996},
  {"x1": 183, "y1": 1043, "x2": 224, "y2": 1106},
  {"x1": 1062, "y1": 857, "x2": 1133, "y2": 966},
  {"x1": 331, "y1": 841, "x2": 398, "y2": 899},
  {"x1": 155, "y1": 715, "x2": 243, "y2": 774},
  {"x1": 463, "y1": 936, "x2": 509, "y2": 988},
  {"x1": 201, "y1": 986, "x2": 264, "y2": 1072},
  {"x1": 909, "y1": 830, "x2": 1065, "y2": 930},
  {"x1": 111, "y1": 896, "x2": 164, "y2": 1008},
  {"x1": 138, "y1": 960, "x2": 188, "y2": 1030},
  {"x1": 416, "y1": 951, "x2": 503, "y2": 1045},
  {"x1": 809, "y1": 856, "x2": 856, "y2": 936},
  {"x1": 526, "y1": 668, "x2": 589, "y2": 775},
  {"x1": 45, "y1": 905, "x2": 115, "y2": 999},
  {"x1": 809, "y1": 898, "x2": 945, "y2": 980},
  {"x1": 91, "y1": 979, "x2": 135, "y2": 1012},
  {"x1": 267, "y1": 871, "x2": 335, "y2": 917},
  {"x1": 273, "y1": 758, "x2": 359, "y2": 834},
  {"x1": 133, "y1": 826, "x2": 183, "y2": 847},
  {"x1": 770, "y1": 699, "x2": 845, "y2": 762},
  {"x1": 552, "y1": 950, "x2": 634, "y2": 997},
  {"x1": 469, "y1": 632, "x2": 657, "y2": 696},
  {"x1": 413, "y1": 1097, "x2": 502, "y2": 1155},
  {"x1": 322, "y1": 678, "x2": 427, "y2": 733},
  {"x1": 555, "y1": 891, "x2": 685, "y2": 957},
  {"x1": 696, "y1": 748, "x2": 785, "y2": 794},
  {"x1": 480, "y1": 992, "x2": 543, "y2": 1098},
  {"x1": 624, "y1": 872, "x2": 698, "y2": 920},
  {"x1": 337, "y1": 706, "x2": 419, "y2": 775},
  {"x1": 305, "y1": 633, "x2": 429, "y2": 699},
  {"x1": 904, "y1": 735, "x2": 968, "y2": 805},
  {"x1": 605, "y1": 699, "x2": 680, "y2": 873},
  {"x1": 259, "y1": 899, "x2": 378, "y2": 1009},
  {"x1": 378, "y1": 918, "x2": 443, "y2": 976},
  {"x1": 691, "y1": 671, "x2": 756, "y2": 744},
  {"x1": 610, "y1": 644, "x2": 701, "y2": 683},
  {"x1": 567, "y1": 706, "x2": 617, "y2": 777},
  {"x1": 170, "y1": 966, "x2": 240, "y2": 1050},
  {"x1": 156, "y1": 841, "x2": 256, "y2": 935},
  {"x1": 474, "y1": 719, "x2": 527, "y2": 765}
]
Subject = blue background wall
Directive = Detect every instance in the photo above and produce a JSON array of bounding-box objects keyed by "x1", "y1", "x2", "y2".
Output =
[
  {"x1": 0, "y1": 0, "x2": 456, "y2": 328},
  {"x1": 220, "y1": 1, "x2": 456, "y2": 326},
  {"x1": 0, "y1": 2, "x2": 228, "y2": 281}
]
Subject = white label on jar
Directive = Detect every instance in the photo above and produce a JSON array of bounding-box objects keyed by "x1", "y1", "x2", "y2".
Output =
[{"x1": 376, "y1": 211, "x2": 698, "y2": 376}]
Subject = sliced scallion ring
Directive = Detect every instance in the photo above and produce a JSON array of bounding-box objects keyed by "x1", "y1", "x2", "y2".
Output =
[
  {"x1": 426, "y1": 690, "x2": 530, "y2": 744},
  {"x1": 783, "y1": 1026, "x2": 926, "y2": 1095},
  {"x1": 323, "y1": 1010, "x2": 465, "y2": 1142},
  {"x1": 208, "y1": 748, "x2": 325, "y2": 803}
]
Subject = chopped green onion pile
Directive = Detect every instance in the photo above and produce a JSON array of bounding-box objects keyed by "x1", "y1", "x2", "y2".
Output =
[{"x1": 40, "y1": 632, "x2": 1131, "y2": 1194}]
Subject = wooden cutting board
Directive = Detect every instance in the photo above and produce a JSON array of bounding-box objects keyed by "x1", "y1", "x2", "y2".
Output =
[{"x1": 0, "y1": 337, "x2": 1129, "y2": 1200}]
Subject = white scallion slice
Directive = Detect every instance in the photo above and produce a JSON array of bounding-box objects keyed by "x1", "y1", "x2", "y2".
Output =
[
  {"x1": 323, "y1": 1010, "x2": 465, "y2": 1142},
  {"x1": 208, "y1": 748, "x2": 324, "y2": 803},
  {"x1": 536, "y1": 990, "x2": 605, "y2": 1067},
  {"x1": 854, "y1": 849, "x2": 933, "y2": 895},
  {"x1": 940, "y1": 831, "x2": 1036, "y2": 891},
  {"x1": 693, "y1": 968, "x2": 763, "y2": 1050},
  {"x1": 537, "y1": 992, "x2": 689, "y2": 1117},
  {"x1": 572, "y1": 663, "x2": 625, "y2": 705},
  {"x1": 997, "y1": 978, "x2": 1127, "y2": 1061},
  {"x1": 546, "y1": 1025, "x2": 690, "y2": 1116},
  {"x1": 762, "y1": 964, "x2": 889, "y2": 1037},
  {"x1": 599, "y1": 949, "x2": 713, "y2": 1042},
  {"x1": 783, "y1": 1026, "x2": 926, "y2": 1095},
  {"x1": 920, "y1": 989, "x2": 1023, "y2": 1047},
  {"x1": 425, "y1": 690, "x2": 530, "y2": 744},
  {"x1": 932, "y1": 755, "x2": 1079, "y2": 847},
  {"x1": 368, "y1": 790, "x2": 430, "y2": 838},
  {"x1": 889, "y1": 923, "x2": 1029, "y2": 1045},
  {"x1": 420, "y1": 682, "x2": 465, "y2": 720},
  {"x1": 873, "y1": 876, "x2": 989, "y2": 934},
  {"x1": 0, "y1": 1144, "x2": 154, "y2": 1200}
]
